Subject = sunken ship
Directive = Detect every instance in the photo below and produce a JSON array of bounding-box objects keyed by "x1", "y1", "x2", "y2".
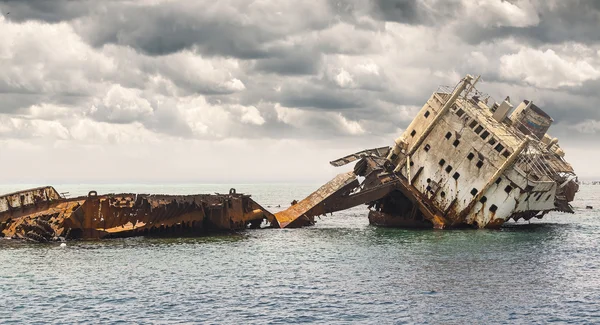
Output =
[
  {"x1": 0, "y1": 75, "x2": 580, "y2": 241},
  {"x1": 274, "y1": 75, "x2": 579, "y2": 229}
]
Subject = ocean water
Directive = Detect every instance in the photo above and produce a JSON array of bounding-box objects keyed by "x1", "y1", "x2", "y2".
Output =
[{"x1": 0, "y1": 183, "x2": 599, "y2": 324}]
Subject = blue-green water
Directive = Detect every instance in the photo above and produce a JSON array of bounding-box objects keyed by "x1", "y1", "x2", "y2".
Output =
[{"x1": 1, "y1": 184, "x2": 599, "y2": 324}]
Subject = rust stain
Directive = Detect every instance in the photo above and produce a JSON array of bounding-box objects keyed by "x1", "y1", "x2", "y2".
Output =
[{"x1": 1, "y1": 188, "x2": 274, "y2": 241}]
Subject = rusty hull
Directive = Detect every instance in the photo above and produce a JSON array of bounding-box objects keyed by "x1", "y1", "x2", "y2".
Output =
[{"x1": 0, "y1": 187, "x2": 276, "y2": 241}]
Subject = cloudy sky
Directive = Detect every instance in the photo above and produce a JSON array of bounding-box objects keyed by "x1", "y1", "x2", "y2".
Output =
[{"x1": 0, "y1": 0, "x2": 599, "y2": 184}]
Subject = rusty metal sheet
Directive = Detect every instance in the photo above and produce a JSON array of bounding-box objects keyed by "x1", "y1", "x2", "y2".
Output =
[
  {"x1": 1, "y1": 187, "x2": 274, "y2": 241},
  {"x1": 274, "y1": 172, "x2": 358, "y2": 228},
  {"x1": 329, "y1": 147, "x2": 390, "y2": 167}
]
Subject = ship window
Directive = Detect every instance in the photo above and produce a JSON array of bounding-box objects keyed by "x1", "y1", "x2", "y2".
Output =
[
  {"x1": 470, "y1": 188, "x2": 478, "y2": 196},
  {"x1": 440, "y1": 191, "x2": 446, "y2": 198},
  {"x1": 445, "y1": 165, "x2": 453, "y2": 173},
  {"x1": 536, "y1": 193, "x2": 543, "y2": 201},
  {"x1": 424, "y1": 111, "x2": 431, "y2": 118},
  {"x1": 410, "y1": 161, "x2": 414, "y2": 166},
  {"x1": 467, "y1": 152, "x2": 475, "y2": 160},
  {"x1": 426, "y1": 178, "x2": 431, "y2": 183},
  {"x1": 410, "y1": 130, "x2": 416, "y2": 137},
  {"x1": 495, "y1": 178, "x2": 502, "y2": 185},
  {"x1": 480, "y1": 196, "x2": 487, "y2": 203},
  {"x1": 456, "y1": 109, "x2": 465, "y2": 117},
  {"x1": 480, "y1": 131, "x2": 490, "y2": 140},
  {"x1": 495, "y1": 143, "x2": 505, "y2": 153},
  {"x1": 469, "y1": 121, "x2": 478, "y2": 129},
  {"x1": 490, "y1": 204, "x2": 498, "y2": 213},
  {"x1": 488, "y1": 138, "x2": 497, "y2": 146},
  {"x1": 476, "y1": 160, "x2": 484, "y2": 168},
  {"x1": 424, "y1": 144, "x2": 431, "y2": 152},
  {"x1": 452, "y1": 172, "x2": 460, "y2": 180},
  {"x1": 504, "y1": 185, "x2": 513, "y2": 194},
  {"x1": 445, "y1": 132, "x2": 452, "y2": 140},
  {"x1": 546, "y1": 195, "x2": 552, "y2": 201},
  {"x1": 474, "y1": 125, "x2": 484, "y2": 134},
  {"x1": 439, "y1": 159, "x2": 446, "y2": 166},
  {"x1": 525, "y1": 194, "x2": 531, "y2": 202},
  {"x1": 453, "y1": 140, "x2": 460, "y2": 147},
  {"x1": 502, "y1": 150, "x2": 511, "y2": 158}
]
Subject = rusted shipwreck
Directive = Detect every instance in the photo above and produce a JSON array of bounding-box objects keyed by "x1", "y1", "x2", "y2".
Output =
[
  {"x1": 0, "y1": 187, "x2": 276, "y2": 241},
  {"x1": 274, "y1": 74, "x2": 579, "y2": 229},
  {"x1": 1, "y1": 75, "x2": 580, "y2": 241}
]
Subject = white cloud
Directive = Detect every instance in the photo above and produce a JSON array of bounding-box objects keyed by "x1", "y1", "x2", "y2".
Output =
[
  {"x1": 0, "y1": 16, "x2": 114, "y2": 95},
  {"x1": 90, "y1": 85, "x2": 154, "y2": 123},
  {"x1": 463, "y1": 0, "x2": 540, "y2": 28},
  {"x1": 499, "y1": 48, "x2": 600, "y2": 88},
  {"x1": 237, "y1": 105, "x2": 265, "y2": 125}
]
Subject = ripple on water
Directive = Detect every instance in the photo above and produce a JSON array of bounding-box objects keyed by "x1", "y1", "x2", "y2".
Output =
[{"x1": 0, "y1": 185, "x2": 599, "y2": 324}]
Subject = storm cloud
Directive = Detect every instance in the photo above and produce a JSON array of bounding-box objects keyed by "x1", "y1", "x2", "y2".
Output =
[{"x1": 0, "y1": 0, "x2": 599, "y2": 182}]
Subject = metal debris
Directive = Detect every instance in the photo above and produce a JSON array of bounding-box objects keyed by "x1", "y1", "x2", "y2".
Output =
[{"x1": 1, "y1": 187, "x2": 276, "y2": 242}]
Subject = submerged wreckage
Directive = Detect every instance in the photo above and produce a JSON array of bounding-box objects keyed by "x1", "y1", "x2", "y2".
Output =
[
  {"x1": 0, "y1": 75, "x2": 579, "y2": 241},
  {"x1": 0, "y1": 187, "x2": 276, "y2": 241},
  {"x1": 274, "y1": 74, "x2": 579, "y2": 229}
]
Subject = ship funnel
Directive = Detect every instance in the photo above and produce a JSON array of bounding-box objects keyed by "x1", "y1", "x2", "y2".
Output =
[
  {"x1": 492, "y1": 98, "x2": 513, "y2": 123},
  {"x1": 510, "y1": 100, "x2": 553, "y2": 139}
]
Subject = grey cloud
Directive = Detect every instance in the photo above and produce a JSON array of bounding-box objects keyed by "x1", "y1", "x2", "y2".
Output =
[
  {"x1": 457, "y1": 1, "x2": 600, "y2": 45},
  {"x1": 73, "y1": 1, "x2": 333, "y2": 59},
  {"x1": 254, "y1": 50, "x2": 323, "y2": 76},
  {"x1": 0, "y1": 0, "x2": 598, "y2": 146},
  {"x1": 279, "y1": 85, "x2": 367, "y2": 110},
  {"x1": 0, "y1": 0, "x2": 102, "y2": 22}
]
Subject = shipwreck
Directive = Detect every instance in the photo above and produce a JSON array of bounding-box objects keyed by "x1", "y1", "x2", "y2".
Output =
[
  {"x1": 0, "y1": 75, "x2": 580, "y2": 241},
  {"x1": 274, "y1": 74, "x2": 579, "y2": 229},
  {"x1": 0, "y1": 187, "x2": 276, "y2": 241}
]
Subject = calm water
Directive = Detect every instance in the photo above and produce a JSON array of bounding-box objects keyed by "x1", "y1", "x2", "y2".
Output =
[{"x1": 0, "y1": 184, "x2": 599, "y2": 324}]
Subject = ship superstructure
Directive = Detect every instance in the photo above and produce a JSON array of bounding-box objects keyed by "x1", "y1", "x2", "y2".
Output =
[{"x1": 379, "y1": 75, "x2": 578, "y2": 228}]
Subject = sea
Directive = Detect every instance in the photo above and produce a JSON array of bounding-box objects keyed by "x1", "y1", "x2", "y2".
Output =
[{"x1": 0, "y1": 183, "x2": 598, "y2": 324}]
